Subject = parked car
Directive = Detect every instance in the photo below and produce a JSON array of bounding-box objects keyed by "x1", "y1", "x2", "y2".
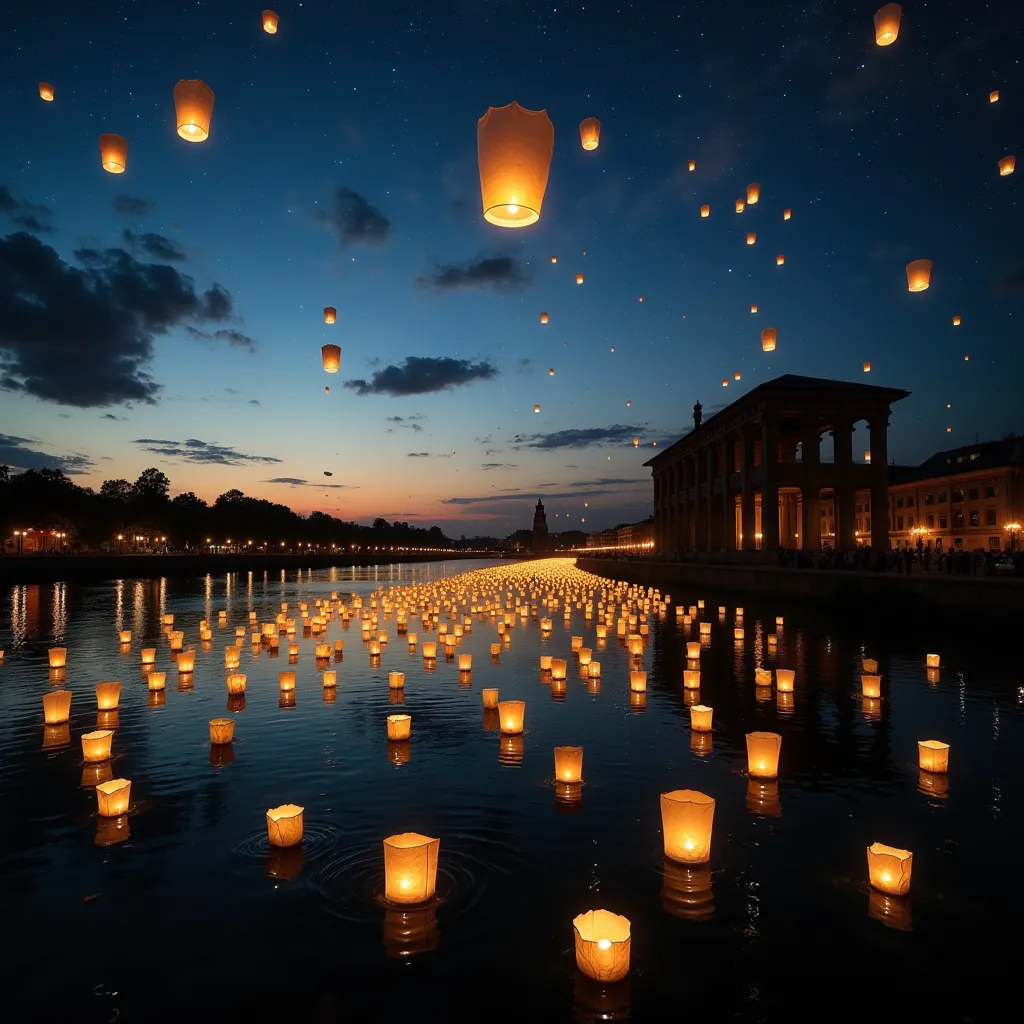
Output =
[{"x1": 994, "y1": 556, "x2": 1016, "y2": 575}]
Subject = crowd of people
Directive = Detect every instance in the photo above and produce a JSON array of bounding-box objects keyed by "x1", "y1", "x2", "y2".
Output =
[{"x1": 777, "y1": 542, "x2": 1019, "y2": 576}]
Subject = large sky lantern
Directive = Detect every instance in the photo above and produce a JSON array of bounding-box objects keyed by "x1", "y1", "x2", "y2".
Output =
[
  {"x1": 477, "y1": 101, "x2": 554, "y2": 227},
  {"x1": 867, "y1": 842, "x2": 913, "y2": 894},
  {"x1": 906, "y1": 258, "x2": 932, "y2": 291},
  {"x1": 661, "y1": 789, "x2": 715, "y2": 864},
  {"x1": 576, "y1": 272, "x2": 584, "y2": 284},
  {"x1": 746, "y1": 183, "x2": 760, "y2": 204},
  {"x1": 540, "y1": 311, "x2": 549, "y2": 324},
  {"x1": 874, "y1": 3, "x2": 902, "y2": 45},
  {"x1": 573, "y1": 910, "x2": 631, "y2": 983},
  {"x1": 99, "y1": 134, "x2": 128, "y2": 173},
  {"x1": 989, "y1": 90, "x2": 1000, "y2": 103},
  {"x1": 383, "y1": 833, "x2": 439, "y2": 904},
  {"x1": 952, "y1": 314, "x2": 961, "y2": 326},
  {"x1": 750, "y1": 303, "x2": 758, "y2": 313},
  {"x1": 761, "y1": 327, "x2": 777, "y2": 352},
  {"x1": 776, "y1": 253, "x2": 785, "y2": 266},
  {"x1": 746, "y1": 232, "x2": 756, "y2": 245},
  {"x1": 42, "y1": 689, "x2": 72, "y2": 725},
  {"x1": 700, "y1": 204, "x2": 710, "y2": 217},
  {"x1": 998, "y1": 155, "x2": 1015, "y2": 176},
  {"x1": 262, "y1": 9, "x2": 279, "y2": 33},
  {"x1": 173, "y1": 79, "x2": 215, "y2": 142},
  {"x1": 267, "y1": 804, "x2": 304, "y2": 847},
  {"x1": 578, "y1": 117, "x2": 601, "y2": 150},
  {"x1": 321, "y1": 344, "x2": 341, "y2": 373},
  {"x1": 863, "y1": 360, "x2": 872, "y2": 372},
  {"x1": 324, "y1": 306, "x2": 337, "y2": 324},
  {"x1": 39, "y1": 81, "x2": 54, "y2": 101}
]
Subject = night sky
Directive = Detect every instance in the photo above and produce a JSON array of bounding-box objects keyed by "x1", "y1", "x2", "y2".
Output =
[{"x1": 1, "y1": 0, "x2": 1020, "y2": 535}]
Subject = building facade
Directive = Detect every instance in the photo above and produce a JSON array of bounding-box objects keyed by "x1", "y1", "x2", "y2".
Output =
[{"x1": 584, "y1": 519, "x2": 654, "y2": 553}]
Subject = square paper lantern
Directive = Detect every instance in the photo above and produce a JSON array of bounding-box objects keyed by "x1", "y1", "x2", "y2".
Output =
[
  {"x1": 918, "y1": 740, "x2": 949, "y2": 773},
  {"x1": 96, "y1": 778, "x2": 131, "y2": 817},
  {"x1": 861, "y1": 674, "x2": 882, "y2": 698},
  {"x1": 498, "y1": 700, "x2": 525, "y2": 734},
  {"x1": 862, "y1": 657, "x2": 878, "y2": 674},
  {"x1": 177, "y1": 650, "x2": 195, "y2": 674},
  {"x1": 388, "y1": 714, "x2": 412, "y2": 740},
  {"x1": 383, "y1": 833, "x2": 440, "y2": 904},
  {"x1": 745, "y1": 732, "x2": 782, "y2": 778},
  {"x1": 458, "y1": 654, "x2": 472, "y2": 672},
  {"x1": 866, "y1": 843, "x2": 912, "y2": 895},
  {"x1": 279, "y1": 671, "x2": 296, "y2": 692},
  {"x1": 754, "y1": 667, "x2": 772, "y2": 686},
  {"x1": 925, "y1": 653, "x2": 940, "y2": 668},
  {"x1": 48, "y1": 647, "x2": 67, "y2": 669},
  {"x1": 482, "y1": 688, "x2": 499, "y2": 709},
  {"x1": 389, "y1": 671, "x2": 405, "y2": 690},
  {"x1": 629, "y1": 670, "x2": 647, "y2": 692},
  {"x1": 551, "y1": 659, "x2": 567, "y2": 680},
  {"x1": 147, "y1": 672, "x2": 166, "y2": 692},
  {"x1": 422, "y1": 642, "x2": 437, "y2": 660},
  {"x1": 553, "y1": 745, "x2": 583, "y2": 784},
  {"x1": 661, "y1": 789, "x2": 715, "y2": 864},
  {"x1": 682, "y1": 669, "x2": 701, "y2": 690},
  {"x1": 42, "y1": 689, "x2": 72, "y2": 724},
  {"x1": 119, "y1": 631, "x2": 132, "y2": 644},
  {"x1": 686, "y1": 642, "x2": 701, "y2": 660},
  {"x1": 95, "y1": 682, "x2": 121, "y2": 710},
  {"x1": 690, "y1": 705, "x2": 713, "y2": 732},
  {"x1": 775, "y1": 669, "x2": 795, "y2": 692},
  {"x1": 573, "y1": 910, "x2": 631, "y2": 983},
  {"x1": 81, "y1": 729, "x2": 114, "y2": 762}
]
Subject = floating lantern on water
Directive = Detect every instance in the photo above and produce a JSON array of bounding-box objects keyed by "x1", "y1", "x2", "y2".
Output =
[
  {"x1": 482, "y1": 688, "x2": 499, "y2": 709},
  {"x1": 698, "y1": 622, "x2": 711, "y2": 637},
  {"x1": 226, "y1": 672, "x2": 247, "y2": 695},
  {"x1": 279, "y1": 671, "x2": 296, "y2": 692},
  {"x1": 861, "y1": 673, "x2": 882, "y2": 698},
  {"x1": 775, "y1": 668, "x2": 794, "y2": 692},
  {"x1": 320, "y1": 670, "x2": 336, "y2": 689},
  {"x1": 267, "y1": 804, "x2": 304, "y2": 847},
  {"x1": 866, "y1": 842, "x2": 912, "y2": 895},
  {"x1": 95, "y1": 682, "x2": 121, "y2": 710},
  {"x1": 458, "y1": 654, "x2": 472, "y2": 673},
  {"x1": 119, "y1": 631, "x2": 132, "y2": 645},
  {"x1": 551, "y1": 658, "x2": 568, "y2": 680},
  {"x1": 389, "y1": 671, "x2": 405, "y2": 690},
  {"x1": 588, "y1": 661, "x2": 601, "y2": 678},
  {"x1": 918, "y1": 739, "x2": 949, "y2": 773},
  {"x1": 48, "y1": 648, "x2": 67, "y2": 669},
  {"x1": 224, "y1": 645, "x2": 240, "y2": 669},
  {"x1": 96, "y1": 778, "x2": 131, "y2": 817},
  {"x1": 578, "y1": 647, "x2": 592, "y2": 667},
  {"x1": 490, "y1": 642, "x2": 501, "y2": 658},
  {"x1": 906, "y1": 259, "x2": 932, "y2": 292},
  {"x1": 862, "y1": 657, "x2": 878, "y2": 673},
  {"x1": 661, "y1": 789, "x2": 714, "y2": 864},
  {"x1": 82, "y1": 729, "x2": 113, "y2": 762},
  {"x1": 873, "y1": 3, "x2": 902, "y2": 45},
  {"x1": 746, "y1": 732, "x2": 782, "y2": 778},
  {"x1": 629, "y1": 670, "x2": 647, "y2": 692},
  {"x1": 383, "y1": 832, "x2": 439, "y2": 904},
  {"x1": 99, "y1": 133, "x2": 128, "y2": 173},
  {"x1": 686, "y1": 642, "x2": 701, "y2": 660},
  {"x1": 209, "y1": 717, "x2": 234, "y2": 744},
  {"x1": 173, "y1": 79, "x2": 215, "y2": 142},
  {"x1": 554, "y1": 745, "x2": 583, "y2": 784},
  {"x1": 477, "y1": 101, "x2": 554, "y2": 227},
  {"x1": 422, "y1": 642, "x2": 437, "y2": 661},
  {"x1": 148, "y1": 672, "x2": 166, "y2": 692},
  {"x1": 573, "y1": 910, "x2": 631, "y2": 983},
  {"x1": 315, "y1": 643, "x2": 331, "y2": 659},
  {"x1": 540, "y1": 655, "x2": 553, "y2": 672},
  {"x1": 262, "y1": 9, "x2": 279, "y2": 32},
  {"x1": 177, "y1": 649, "x2": 195, "y2": 673},
  {"x1": 407, "y1": 632, "x2": 418, "y2": 648},
  {"x1": 388, "y1": 714, "x2": 412, "y2": 741},
  {"x1": 926, "y1": 653, "x2": 940, "y2": 668},
  {"x1": 42, "y1": 689, "x2": 72, "y2": 724},
  {"x1": 775, "y1": 616, "x2": 784, "y2": 627},
  {"x1": 690, "y1": 704, "x2": 713, "y2": 732},
  {"x1": 579, "y1": 117, "x2": 601, "y2": 150},
  {"x1": 734, "y1": 627, "x2": 744, "y2": 641},
  {"x1": 498, "y1": 700, "x2": 525, "y2": 734},
  {"x1": 754, "y1": 667, "x2": 772, "y2": 686}
]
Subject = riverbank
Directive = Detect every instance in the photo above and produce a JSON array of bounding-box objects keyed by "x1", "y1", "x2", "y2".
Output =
[
  {"x1": 0, "y1": 551, "x2": 504, "y2": 585},
  {"x1": 577, "y1": 556, "x2": 1024, "y2": 621}
]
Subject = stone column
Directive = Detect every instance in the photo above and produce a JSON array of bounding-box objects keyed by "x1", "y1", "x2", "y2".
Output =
[
  {"x1": 722, "y1": 437, "x2": 736, "y2": 551},
  {"x1": 832, "y1": 415, "x2": 856, "y2": 551},
  {"x1": 761, "y1": 409, "x2": 780, "y2": 552},
  {"x1": 869, "y1": 411, "x2": 891, "y2": 551},
  {"x1": 740, "y1": 426, "x2": 757, "y2": 551},
  {"x1": 800, "y1": 414, "x2": 821, "y2": 551},
  {"x1": 705, "y1": 446, "x2": 715, "y2": 551}
]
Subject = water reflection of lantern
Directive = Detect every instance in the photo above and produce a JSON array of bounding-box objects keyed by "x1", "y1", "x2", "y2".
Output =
[
  {"x1": 690, "y1": 704, "x2": 713, "y2": 732},
  {"x1": 867, "y1": 889, "x2": 913, "y2": 931},
  {"x1": 82, "y1": 729, "x2": 114, "y2": 762},
  {"x1": 383, "y1": 906, "x2": 439, "y2": 957},
  {"x1": 700, "y1": 204, "x2": 710, "y2": 217},
  {"x1": 767, "y1": 633, "x2": 778, "y2": 647},
  {"x1": 389, "y1": 671, "x2": 406, "y2": 690},
  {"x1": 262, "y1": 9, "x2": 279, "y2": 32},
  {"x1": 746, "y1": 732, "x2": 781, "y2": 778},
  {"x1": 554, "y1": 745, "x2": 583, "y2": 784},
  {"x1": 683, "y1": 669, "x2": 701, "y2": 690},
  {"x1": 148, "y1": 671, "x2": 166, "y2": 692},
  {"x1": 689, "y1": 731, "x2": 711, "y2": 755},
  {"x1": 926, "y1": 653, "x2": 940, "y2": 668},
  {"x1": 746, "y1": 779, "x2": 782, "y2": 816},
  {"x1": 95, "y1": 814, "x2": 130, "y2": 847},
  {"x1": 388, "y1": 739, "x2": 411, "y2": 765},
  {"x1": 119, "y1": 630, "x2": 132, "y2": 645},
  {"x1": 873, "y1": 3, "x2": 902, "y2": 45},
  {"x1": 267, "y1": 804, "x2": 304, "y2": 847},
  {"x1": 383, "y1": 833, "x2": 439, "y2": 904},
  {"x1": 99, "y1": 133, "x2": 128, "y2": 173},
  {"x1": 148, "y1": 690, "x2": 166, "y2": 708},
  {"x1": 906, "y1": 259, "x2": 932, "y2": 292},
  {"x1": 43, "y1": 723, "x2": 71, "y2": 749},
  {"x1": 661, "y1": 861, "x2": 714, "y2": 921},
  {"x1": 48, "y1": 647, "x2": 67, "y2": 669},
  {"x1": 498, "y1": 700, "x2": 525, "y2": 734},
  {"x1": 573, "y1": 910, "x2": 631, "y2": 983},
  {"x1": 226, "y1": 672, "x2": 247, "y2": 695},
  {"x1": 42, "y1": 689, "x2": 72, "y2": 724},
  {"x1": 866, "y1": 843, "x2": 912, "y2": 895},
  {"x1": 173, "y1": 79, "x2": 215, "y2": 142},
  {"x1": 499, "y1": 733, "x2": 524, "y2": 764},
  {"x1": 579, "y1": 117, "x2": 601, "y2": 150},
  {"x1": 388, "y1": 714, "x2": 412, "y2": 740},
  {"x1": 209, "y1": 717, "x2": 234, "y2": 744},
  {"x1": 775, "y1": 668, "x2": 795, "y2": 692},
  {"x1": 96, "y1": 778, "x2": 131, "y2": 817},
  {"x1": 918, "y1": 739, "x2": 949, "y2": 773},
  {"x1": 477, "y1": 102, "x2": 554, "y2": 228},
  {"x1": 917, "y1": 768, "x2": 949, "y2": 799},
  {"x1": 661, "y1": 789, "x2": 714, "y2": 864},
  {"x1": 279, "y1": 671, "x2": 296, "y2": 692}
]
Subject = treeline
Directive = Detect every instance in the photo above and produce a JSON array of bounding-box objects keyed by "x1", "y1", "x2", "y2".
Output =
[{"x1": 0, "y1": 466, "x2": 470, "y2": 551}]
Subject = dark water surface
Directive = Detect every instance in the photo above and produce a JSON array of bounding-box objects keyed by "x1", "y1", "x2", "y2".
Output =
[{"x1": 1, "y1": 558, "x2": 1018, "y2": 1021}]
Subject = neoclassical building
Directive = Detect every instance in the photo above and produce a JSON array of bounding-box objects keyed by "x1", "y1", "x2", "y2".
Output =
[{"x1": 645, "y1": 374, "x2": 909, "y2": 555}]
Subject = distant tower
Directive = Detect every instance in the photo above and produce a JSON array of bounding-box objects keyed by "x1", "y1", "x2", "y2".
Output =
[{"x1": 532, "y1": 499, "x2": 549, "y2": 551}]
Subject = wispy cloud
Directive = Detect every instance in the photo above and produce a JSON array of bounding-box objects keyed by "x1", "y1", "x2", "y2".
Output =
[
  {"x1": 264, "y1": 476, "x2": 356, "y2": 489},
  {"x1": 133, "y1": 437, "x2": 282, "y2": 466},
  {"x1": 416, "y1": 255, "x2": 530, "y2": 292},
  {"x1": 511, "y1": 424, "x2": 644, "y2": 450},
  {"x1": 0, "y1": 432, "x2": 93, "y2": 474}
]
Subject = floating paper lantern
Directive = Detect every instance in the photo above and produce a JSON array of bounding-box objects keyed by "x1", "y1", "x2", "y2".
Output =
[
  {"x1": 95, "y1": 682, "x2": 121, "y2": 710},
  {"x1": 477, "y1": 101, "x2": 554, "y2": 227},
  {"x1": 735, "y1": 199, "x2": 745, "y2": 213},
  {"x1": 82, "y1": 729, "x2": 114, "y2": 762},
  {"x1": 918, "y1": 739, "x2": 949, "y2": 773},
  {"x1": 315, "y1": 642, "x2": 331, "y2": 659},
  {"x1": 173, "y1": 79, "x2": 215, "y2": 142},
  {"x1": 96, "y1": 778, "x2": 131, "y2": 817},
  {"x1": 177, "y1": 650, "x2": 195, "y2": 673},
  {"x1": 861, "y1": 673, "x2": 882, "y2": 698},
  {"x1": 267, "y1": 804, "x2": 304, "y2": 847},
  {"x1": 775, "y1": 668, "x2": 795, "y2": 692},
  {"x1": 209, "y1": 717, "x2": 234, "y2": 744},
  {"x1": 998, "y1": 155, "x2": 1015, "y2": 176},
  {"x1": 226, "y1": 672, "x2": 247, "y2": 695},
  {"x1": 279, "y1": 671, "x2": 296, "y2": 692},
  {"x1": 874, "y1": 3, "x2": 902, "y2": 45},
  {"x1": 579, "y1": 117, "x2": 601, "y2": 150},
  {"x1": 629, "y1": 670, "x2": 647, "y2": 692},
  {"x1": 588, "y1": 661, "x2": 601, "y2": 678},
  {"x1": 576, "y1": 273, "x2": 584, "y2": 284},
  {"x1": 690, "y1": 704, "x2": 712, "y2": 732},
  {"x1": 783, "y1": 208, "x2": 792, "y2": 220},
  {"x1": 661, "y1": 789, "x2": 715, "y2": 864},
  {"x1": 119, "y1": 630, "x2": 132, "y2": 644},
  {"x1": 48, "y1": 647, "x2": 67, "y2": 669},
  {"x1": 761, "y1": 327, "x2": 777, "y2": 352},
  {"x1": 148, "y1": 672, "x2": 166, "y2": 691},
  {"x1": 906, "y1": 259, "x2": 932, "y2": 292},
  {"x1": 767, "y1": 633, "x2": 778, "y2": 647},
  {"x1": 39, "y1": 81, "x2": 54, "y2": 101},
  {"x1": 926, "y1": 653, "x2": 940, "y2": 668},
  {"x1": 698, "y1": 621, "x2": 711, "y2": 637},
  {"x1": 481, "y1": 688, "x2": 499, "y2": 710},
  {"x1": 866, "y1": 842, "x2": 912, "y2": 895},
  {"x1": 734, "y1": 627, "x2": 744, "y2": 641},
  {"x1": 498, "y1": 700, "x2": 525, "y2": 734},
  {"x1": 383, "y1": 832, "x2": 439, "y2": 904},
  {"x1": 458, "y1": 654, "x2": 472, "y2": 672},
  {"x1": 554, "y1": 745, "x2": 583, "y2": 784},
  {"x1": 224, "y1": 645, "x2": 240, "y2": 668},
  {"x1": 389, "y1": 671, "x2": 405, "y2": 690},
  {"x1": 388, "y1": 714, "x2": 412, "y2": 741},
  {"x1": 322, "y1": 670, "x2": 337, "y2": 688},
  {"x1": 551, "y1": 658, "x2": 567, "y2": 680},
  {"x1": 776, "y1": 616, "x2": 784, "y2": 627},
  {"x1": 686, "y1": 642, "x2": 700, "y2": 660},
  {"x1": 746, "y1": 731, "x2": 782, "y2": 778},
  {"x1": 43, "y1": 689, "x2": 72, "y2": 724},
  {"x1": 490, "y1": 642, "x2": 501, "y2": 657},
  {"x1": 700, "y1": 204, "x2": 710, "y2": 217},
  {"x1": 99, "y1": 134, "x2": 128, "y2": 174},
  {"x1": 422, "y1": 642, "x2": 437, "y2": 660},
  {"x1": 540, "y1": 655, "x2": 552, "y2": 672},
  {"x1": 754, "y1": 667, "x2": 773, "y2": 687},
  {"x1": 322, "y1": 344, "x2": 341, "y2": 373},
  {"x1": 262, "y1": 9, "x2": 279, "y2": 32},
  {"x1": 573, "y1": 910, "x2": 631, "y2": 983}
]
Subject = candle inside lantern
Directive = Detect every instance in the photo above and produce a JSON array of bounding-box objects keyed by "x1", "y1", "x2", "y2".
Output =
[
  {"x1": 482, "y1": 687, "x2": 499, "y2": 708},
  {"x1": 661, "y1": 789, "x2": 715, "y2": 864},
  {"x1": 383, "y1": 832, "x2": 440, "y2": 904},
  {"x1": 572, "y1": 909, "x2": 631, "y2": 983},
  {"x1": 81, "y1": 729, "x2": 114, "y2": 762},
  {"x1": 267, "y1": 804, "x2": 304, "y2": 847},
  {"x1": 775, "y1": 668, "x2": 795, "y2": 692},
  {"x1": 96, "y1": 778, "x2": 131, "y2": 817},
  {"x1": 866, "y1": 842, "x2": 913, "y2": 895},
  {"x1": 553, "y1": 745, "x2": 583, "y2": 784},
  {"x1": 209, "y1": 717, "x2": 235, "y2": 744},
  {"x1": 918, "y1": 739, "x2": 949, "y2": 773},
  {"x1": 686, "y1": 642, "x2": 701, "y2": 659},
  {"x1": 690, "y1": 704, "x2": 713, "y2": 732},
  {"x1": 458, "y1": 654, "x2": 472, "y2": 672},
  {"x1": 745, "y1": 731, "x2": 782, "y2": 778},
  {"x1": 498, "y1": 700, "x2": 526, "y2": 734}
]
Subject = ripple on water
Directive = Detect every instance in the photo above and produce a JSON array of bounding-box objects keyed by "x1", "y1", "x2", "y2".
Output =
[{"x1": 233, "y1": 820, "x2": 339, "y2": 869}]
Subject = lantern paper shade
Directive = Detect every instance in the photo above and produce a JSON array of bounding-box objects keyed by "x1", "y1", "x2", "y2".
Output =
[
  {"x1": 82, "y1": 729, "x2": 114, "y2": 762},
  {"x1": 39, "y1": 81, "x2": 54, "y2": 101},
  {"x1": 96, "y1": 778, "x2": 131, "y2": 817},
  {"x1": 482, "y1": 688, "x2": 499, "y2": 709},
  {"x1": 227, "y1": 672, "x2": 247, "y2": 694},
  {"x1": 95, "y1": 682, "x2": 121, "y2": 710},
  {"x1": 388, "y1": 714, "x2": 412, "y2": 740},
  {"x1": 147, "y1": 672, "x2": 166, "y2": 691},
  {"x1": 477, "y1": 101, "x2": 554, "y2": 228},
  {"x1": 866, "y1": 842, "x2": 912, "y2": 895},
  {"x1": 174, "y1": 79, "x2": 215, "y2": 141},
  {"x1": 746, "y1": 232, "x2": 756, "y2": 245},
  {"x1": 989, "y1": 90, "x2": 999, "y2": 103},
  {"x1": 775, "y1": 669, "x2": 795, "y2": 692},
  {"x1": 262, "y1": 9, "x2": 279, "y2": 33},
  {"x1": 746, "y1": 183, "x2": 759, "y2": 204},
  {"x1": 458, "y1": 654, "x2": 472, "y2": 672},
  {"x1": 177, "y1": 650, "x2": 195, "y2": 673},
  {"x1": 906, "y1": 259, "x2": 932, "y2": 292},
  {"x1": 998, "y1": 155, "x2": 1015, "y2": 176},
  {"x1": 573, "y1": 910, "x2": 631, "y2": 983},
  {"x1": 209, "y1": 718, "x2": 235, "y2": 744},
  {"x1": 783, "y1": 208, "x2": 792, "y2": 220},
  {"x1": 874, "y1": 3, "x2": 902, "y2": 45},
  {"x1": 279, "y1": 671, "x2": 296, "y2": 692},
  {"x1": 579, "y1": 117, "x2": 601, "y2": 151},
  {"x1": 735, "y1": 199, "x2": 745, "y2": 213},
  {"x1": 952, "y1": 315, "x2": 961, "y2": 326},
  {"x1": 629, "y1": 670, "x2": 647, "y2": 692},
  {"x1": 688, "y1": 159, "x2": 695, "y2": 171},
  {"x1": 389, "y1": 671, "x2": 406, "y2": 689},
  {"x1": 700, "y1": 204, "x2": 710, "y2": 217},
  {"x1": 498, "y1": 700, "x2": 525, "y2": 734},
  {"x1": 918, "y1": 740, "x2": 949, "y2": 773},
  {"x1": 322, "y1": 344, "x2": 341, "y2": 373},
  {"x1": 267, "y1": 804, "x2": 304, "y2": 847},
  {"x1": 686, "y1": 642, "x2": 701, "y2": 660},
  {"x1": 383, "y1": 833, "x2": 439, "y2": 904},
  {"x1": 661, "y1": 789, "x2": 715, "y2": 864},
  {"x1": 99, "y1": 134, "x2": 128, "y2": 173},
  {"x1": 690, "y1": 704, "x2": 712, "y2": 732},
  {"x1": 48, "y1": 647, "x2": 67, "y2": 669},
  {"x1": 422, "y1": 642, "x2": 437, "y2": 660},
  {"x1": 576, "y1": 273, "x2": 584, "y2": 284},
  {"x1": 861, "y1": 674, "x2": 882, "y2": 698},
  {"x1": 43, "y1": 689, "x2": 72, "y2": 724},
  {"x1": 926, "y1": 653, "x2": 940, "y2": 668},
  {"x1": 761, "y1": 328, "x2": 777, "y2": 352},
  {"x1": 746, "y1": 731, "x2": 782, "y2": 778},
  {"x1": 119, "y1": 630, "x2": 132, "y2": 644},
  {"x1": 554, "y1": 746, "x2": 583, "y2": 784}
]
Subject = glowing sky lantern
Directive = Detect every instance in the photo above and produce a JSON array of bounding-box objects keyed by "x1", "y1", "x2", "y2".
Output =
[
  {"x1": 324, "y1": 306, "x2": 337, "y2": 324},
  {"x1": 989, "y1": 90, "x2": 999, "y2": 103},
  {"x1": 734, "y1": 371, "x2": 741, "y2": 380},
  {"x1": 952, "y1": 315, "x2": 961, "y2": 326},
  {"x1": 262, "y1": 9, "x2": 279, "y2": 32},
  {"x1": 863, "y1": 361, "x2": 871, "y2": 372},
  {"x1": 576, "y1": 273, "x2": 584, "y2": 284},
  {"x1": 39, "y1": 82, "x2": 54, "y2": 101},
  {"x1": 173, "y1": 79, "x2": 215, "y2": 142},
  {"x1": 322, "y1": 344, "x2": 341, "y2": 373},
  {"x1": 735, "y1": 199, "x2": 745, "y2": 213},
  {"x1": 99, "y1": 134, "x2": 128, "y2": 174},
  {"x1": 998, "y1": 155, "x2": 1015, "y2": 176},
  {"x1": 551, "y1": 256, "x2": 557, "y2": 263},
  {"x1": 700, "y1": 204, "x2": 710, "y2": 217},
  {"x1": 477, "y1": 101, "x2": 554, "y2": 227},
  {"x1": 688, "y1": 159, "x2": 696, "y2": 171},
  {"x1": 776, "y1": 253, "x2": 785, "y2": 266},
  {"x1": 874, "y1": 3, "x2": 902, "y2": 46},
  {"x1": 625, "y1": 399, "x2": 631, "y2": 406},
  {"x1": 746, "y1": 232, "x2": 756, "y2": 245},
  {"x1": 579, "y1": 117, "x2": 601, "y2": 150},
  {"x1": 721, "y1": 378, "x2": 728, "y2": 387},
  {"x1": 783, "y1": 208, "x2": 792, "y2": 220},
  {"x1": 534, "y1": 404, "x2": 541, "y2": 413},
  {"x1": 746, "y1": 183, "x2": 760, "y2": 204},
  {"x1": 750, "y1": 304, "x2": 758, "y2": 313},
  {"x1": 549, "y1": 367, "x2": 555, "y2": 376},
  {"x1": 633, "y1": 437, "x2": 639, "y2": 447},
  {"x1": 906, "y1": 259, "x2": 932, "y2": 292},
  {"x1": 761, "y1": 328, "x2": 777, "y2": 352}
]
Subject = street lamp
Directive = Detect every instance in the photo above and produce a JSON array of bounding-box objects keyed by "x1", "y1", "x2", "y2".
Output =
[{"x1": 1004, "y1": 521, "x2": 1021, "y2": 552}]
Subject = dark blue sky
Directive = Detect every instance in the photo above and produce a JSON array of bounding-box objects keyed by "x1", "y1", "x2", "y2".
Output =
[{"x1": 1, "y1": 0, "x2": 1020, "y2": 533}]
